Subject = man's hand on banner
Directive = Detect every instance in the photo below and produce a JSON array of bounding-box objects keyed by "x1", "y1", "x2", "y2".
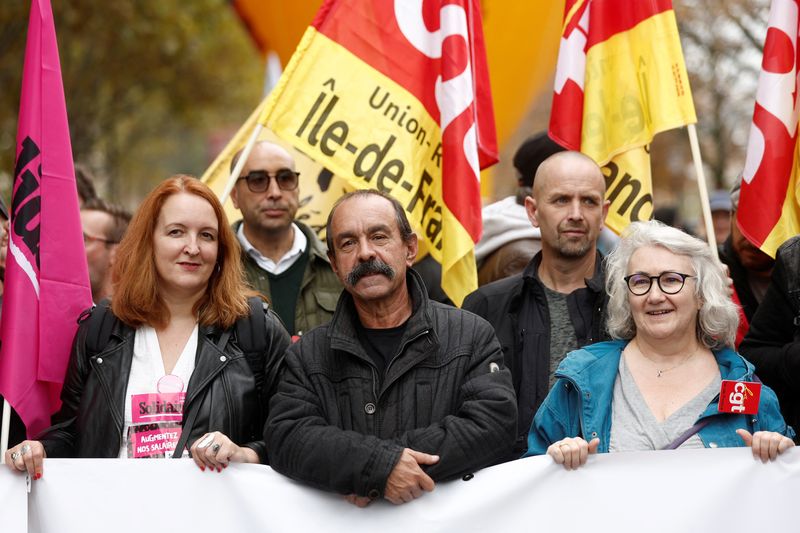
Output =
[
  {"x1": 384, "y1": 448, "x2": 439, "y2": 504},
  {"x1": 344, "y1": 494, "x2": 372, "y2": 507},
  {"x1": 547, "y1": 436, "x2": 600, "y2": 470},
  {"x1": 736, "y1": 429, "x2": 795, "y2": 462}
]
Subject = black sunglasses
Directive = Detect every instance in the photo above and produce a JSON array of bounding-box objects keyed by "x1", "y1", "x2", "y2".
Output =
[{"x1": 237, "y1": 169, "x2": 300, "y2": 193}]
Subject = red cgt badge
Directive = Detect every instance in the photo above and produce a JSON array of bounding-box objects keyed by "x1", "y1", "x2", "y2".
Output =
[{"x1": 718, "y1": 380, "x2": 762, "y2": 415}]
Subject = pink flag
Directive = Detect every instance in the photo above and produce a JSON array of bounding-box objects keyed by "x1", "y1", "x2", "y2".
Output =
[{"x1": 0, "y1": 0, "x2": 92, "y2": 438}]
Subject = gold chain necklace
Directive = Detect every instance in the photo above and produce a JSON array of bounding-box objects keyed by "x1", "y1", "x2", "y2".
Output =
[{"x1": 631, "y1": 339, "x2": 698, "y2": 378}]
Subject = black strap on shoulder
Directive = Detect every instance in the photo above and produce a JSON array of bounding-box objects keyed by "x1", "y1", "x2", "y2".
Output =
[
  {"x1": 234, "y1": 297, "x2": 269, "y2": 356},
  {"x1": 661, "y1": 418, "x2": 712, "y2": 450},
  {"x1": 172, "y1": 389, "x2": 207, "y2": 459},
  {"x1": 232, "y1": 296, "x2": 270, "y2": 395},
  {"x1": 84, "y1": 299, "x2": 117, "y2": 356}
]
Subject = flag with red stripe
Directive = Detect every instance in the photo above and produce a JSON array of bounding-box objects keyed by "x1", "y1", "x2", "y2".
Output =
[
  {"x1": 254, "y1": 0, "x2": 497, "y2": 305},
  {"x1": 738, "y1": 0, "x2": 800, "y2": 257}
]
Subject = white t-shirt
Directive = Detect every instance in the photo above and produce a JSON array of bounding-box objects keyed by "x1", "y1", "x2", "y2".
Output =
[{"x1": 117, "y1": 325, "x2": 198, "y2": 459}]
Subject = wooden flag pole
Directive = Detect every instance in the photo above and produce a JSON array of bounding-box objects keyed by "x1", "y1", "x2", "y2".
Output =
[
  {"x1": 219, "y1": 123, "x2": 265, "y2": 205},
  {"x1": 687, "y1": 123, "x2": 719, "y2": 260}
]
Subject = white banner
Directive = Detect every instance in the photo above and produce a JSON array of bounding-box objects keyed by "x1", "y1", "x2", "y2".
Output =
[
  {"x1": 0, "y1": 466, "x2": 27, "y2": 533},
  {"x1": 2, "y1": 448, "x2": 797, "y2": 532}
]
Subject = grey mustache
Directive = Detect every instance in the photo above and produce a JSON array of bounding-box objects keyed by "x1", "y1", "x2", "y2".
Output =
[{"x1": 346, "y1": 259, "x2": 395, "y2": 286}]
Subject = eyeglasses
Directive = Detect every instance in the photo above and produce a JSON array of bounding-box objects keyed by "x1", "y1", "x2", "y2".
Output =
[
  {"x1": 623, "y1": 271, "x2": 694, "y2": 296},
  {"x1": 237, "y1": 169, "x2": 300, "y2": 193},
  {"x1": 83, "y1": 232, "x2": 117, "y2": 245}
]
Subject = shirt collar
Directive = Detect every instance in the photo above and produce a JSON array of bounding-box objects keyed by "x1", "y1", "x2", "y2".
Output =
[{"x1": 236, "y1": 222, "x2": 307, "y2": 274}]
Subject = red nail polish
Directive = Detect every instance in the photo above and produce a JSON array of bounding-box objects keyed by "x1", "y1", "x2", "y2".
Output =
[
  {"x1": 35, "y1": 473, "x2": 41, "y2": 480},
  {"x1": 200, "y1": 465, "x2": 205, "y2": 472},
  {"x1": 217, "y1": 467, "x2": 222, "y2": 473}
]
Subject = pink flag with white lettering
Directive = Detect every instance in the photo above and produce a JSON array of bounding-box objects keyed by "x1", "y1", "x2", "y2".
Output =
[{"x1": 0, "y1": 0, "x2": 92, "y2": 438}]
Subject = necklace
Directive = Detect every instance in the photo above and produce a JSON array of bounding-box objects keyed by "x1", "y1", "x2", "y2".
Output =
[{"x1": 631, "y1": 339, "x2": 698, "y2": 378}]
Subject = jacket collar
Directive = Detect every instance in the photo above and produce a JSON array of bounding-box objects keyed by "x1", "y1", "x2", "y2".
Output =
[
  {"x1": 510, "y1": 250, "x2": 605, "y2": 310},
  {"x1": 557, "y1": 340, "x2": 756, "y2": 442},
  {"x1": 99, "y1": 317, "x2": 236, "y2": 410},
  {"x1": 328, "y1": 268, "x2": 437, "y2": 367},
  {"x1": 558, "y1": 340, "x2": 754, "y2": 387},
  {"x1": 232, "y1": 219, "x2": 332, "y2": 266}
]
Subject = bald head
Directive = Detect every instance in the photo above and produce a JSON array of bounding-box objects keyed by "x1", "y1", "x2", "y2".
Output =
[
  {"x1": 231, "y1": 141, "x2": 295, "y2": 174},
  {"x1": 532, "y1": 151, "x2": 605, "y2": 199},
  {"x1": 525, "y1": 151, "x2": 608, "y2": 260},
  {"x1": 230, "y1": 140, "x2": 300, "y2": 239}
]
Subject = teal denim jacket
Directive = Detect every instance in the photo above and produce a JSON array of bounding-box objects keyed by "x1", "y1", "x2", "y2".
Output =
[{"x1": 525, "y1": 340, "x2": 795, "y2": 456}]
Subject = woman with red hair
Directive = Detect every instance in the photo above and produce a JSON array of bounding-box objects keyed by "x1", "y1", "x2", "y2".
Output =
[{"x1": 5, "y1": 175, "x2": 290, "y2": 477}]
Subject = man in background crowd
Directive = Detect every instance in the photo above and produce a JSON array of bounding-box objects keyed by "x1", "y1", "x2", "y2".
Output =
[
  {"x1": 230, "y1": 141, "x2": 341, "y2": 336},
  {"x1": 81, "y1": 198, "x2": 131, "y2": 302},
  {"x1": 719, "y1": 179, "x2": 774, "y2": 327},
  {"x1": 463, "y1": 151, "x2": 610, "y2": 456},
  {"x1": 474, "y1": 132, "x2": 564, "y2": 286}
]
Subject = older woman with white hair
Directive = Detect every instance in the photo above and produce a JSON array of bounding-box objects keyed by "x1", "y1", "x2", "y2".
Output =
[{"x1": 525, "y1": 220, "x2": 794, "y2": 469}]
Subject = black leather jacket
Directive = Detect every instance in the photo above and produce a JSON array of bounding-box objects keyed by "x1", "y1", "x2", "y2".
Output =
[
  {"x1": 265, "y1": 269, "x2": 517, "y2": 499},
  {"x1": 39, "y1": 306, "x2": 290, "y2": 463}
]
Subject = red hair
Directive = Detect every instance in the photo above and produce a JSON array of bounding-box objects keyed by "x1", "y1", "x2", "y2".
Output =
[{"x1": 112, "y1": 175, "x2": 251, "y2": 329}]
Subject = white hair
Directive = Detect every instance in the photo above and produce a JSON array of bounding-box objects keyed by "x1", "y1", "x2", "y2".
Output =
[{"x1": 605, "y1": 220, "x2": 738, "y2": 349}]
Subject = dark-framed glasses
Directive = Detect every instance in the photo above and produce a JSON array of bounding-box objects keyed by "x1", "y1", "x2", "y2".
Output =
[
  {"x1": 237, "y1": 169, "x2": 300, "y2": 193},
  {"x1": 83, "y1": 232, "x2": 117, "y2": 245},
  {"x1": 623, "y1": 271, "x2": 694, "y2": 296}
]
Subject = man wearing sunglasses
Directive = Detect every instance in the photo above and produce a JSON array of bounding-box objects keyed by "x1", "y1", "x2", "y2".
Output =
[
  {"x1": 463, "y1": 151, "x2": 612, "y2": 458},
  {"x1": 230, "y1": 141, "x2": 341, "y2": 337}
]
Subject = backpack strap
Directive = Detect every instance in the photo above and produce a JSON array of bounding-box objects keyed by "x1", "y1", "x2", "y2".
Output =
[
  {"x1": 84, "y1": 299, "x2": 118, "y2": 356},
  {"x1": 233, "y1": 297, "x2": 270, "y2": 392}
]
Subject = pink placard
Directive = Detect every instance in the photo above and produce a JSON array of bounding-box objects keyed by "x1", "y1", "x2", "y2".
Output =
[
  {"x1": 131, "y1": 427, "x2": 182, "y2": 458},
  {"x1": 131, "y1": 392, "x2": 185, "y2": 424}
]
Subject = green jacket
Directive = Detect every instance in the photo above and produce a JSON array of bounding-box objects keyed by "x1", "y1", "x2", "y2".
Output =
[{"x1": 234, "y1": 220, "x2": 342, "y2": 336}]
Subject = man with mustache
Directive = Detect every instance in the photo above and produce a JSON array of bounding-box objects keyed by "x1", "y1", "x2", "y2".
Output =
[
  {"x1": 463, "y1": 150, "x2": 611, "y2": 458},
  {"x1": 266, "y1": 190, "x2": 516, "y2": 506},
  {"x1": 230, "y1": 141, "x2": 341, "y2": 336}
]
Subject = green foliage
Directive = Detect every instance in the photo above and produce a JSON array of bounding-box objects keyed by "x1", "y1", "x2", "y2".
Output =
[{"x1": 0, "y1": 0, "x2": 262, "y2": 206}]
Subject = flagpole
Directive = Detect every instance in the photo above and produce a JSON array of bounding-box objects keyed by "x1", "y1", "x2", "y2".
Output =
[
  {"x1": 219, "y1": 123, "x2": 264, "y2": 205},
  {"x1": 1, "y1": 398, "x2": 11, "y2": 462},
  {"x1": 687, "y1": 124, "x2": 719, "y2": 260}
]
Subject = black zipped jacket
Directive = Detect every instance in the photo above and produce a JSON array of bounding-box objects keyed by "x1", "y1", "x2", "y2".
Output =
[
  {"x1": 38, "y1": 306, "x2": 290, "y2": 462},
  {"x1": 265, "y1": 269, "x2": 517, "y2": 499},
  {"x1": 462, "y1": 251, "x2": 608, "y2": 456},
  {"x1": 740, "y1": 235, "x2": 800, "y2": 439}
]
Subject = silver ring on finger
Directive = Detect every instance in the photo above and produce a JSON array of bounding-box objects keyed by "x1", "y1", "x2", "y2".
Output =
[
  {"x1": 211, "y1": 443, "x2": 221, "y2": 454},
  {"x1": 197, "y1": 434, "x2": 214, "y2": 449},
  {"x1": 10, "y1": 451, "x2": 21, "y2": 462},
  {"x1": 20, "y1": 444, "x2": 31, "y2": 455}
]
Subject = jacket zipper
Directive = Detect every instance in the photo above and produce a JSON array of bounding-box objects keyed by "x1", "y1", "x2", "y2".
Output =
[
  {"x1": 373, "y1": 328, "x2": 430, "y2": 435},
  {"x1": 381, "y1": 328, "x2": 430, "y2": 395}
]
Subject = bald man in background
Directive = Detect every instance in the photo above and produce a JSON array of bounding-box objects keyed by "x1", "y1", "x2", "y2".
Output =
[
  {"x1": 230, "y1": 141, "x2": 341, "y2": 336},
  {"x1": 463, "y1": 151, "x2": 611, "y2": 456}
]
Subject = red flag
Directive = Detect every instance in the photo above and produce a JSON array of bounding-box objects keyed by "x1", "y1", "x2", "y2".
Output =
[
  {"x1": 738, "y1": 0, "x2": 800, "y2": 257},
  {"x1": 0, "y1": 0, "x2": 92, "y2": 438},
  {"x1": 255, "y1": 0, "x2": 497, "y2": 304},
  {"x1": 549, "y1": 0, "x2": 696, "y2": 233}
]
